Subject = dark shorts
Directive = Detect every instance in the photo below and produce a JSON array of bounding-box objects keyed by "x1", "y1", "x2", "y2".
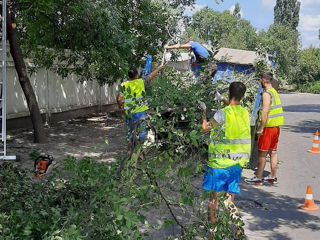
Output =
[
  {"x1": 203, "y1": 165, "x2": 242, "y2": 195},
  {"x1": 258, "y1": 127, "x2": 280, "y2": 152},
  {"x1": 191, "y1": 64, "x2": 202, "y2": 78},
  {"x1": 125, "y1": 111, "x2": 147, "y2": 142}
]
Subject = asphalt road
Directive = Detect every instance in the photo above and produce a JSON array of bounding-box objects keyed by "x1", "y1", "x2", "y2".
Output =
[{"x1": 241, "y1": 93, "x2": 320, "y2": 240}]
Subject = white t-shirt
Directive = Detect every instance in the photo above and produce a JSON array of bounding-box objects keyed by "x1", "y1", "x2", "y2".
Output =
[{"x1": 213, "y1": 109, "x2": 225, "y2": 125}]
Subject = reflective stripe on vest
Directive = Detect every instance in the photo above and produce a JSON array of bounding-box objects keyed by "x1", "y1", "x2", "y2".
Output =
[
  {"x1": 121, "y1": 79, "x2": 148, "y2": 114},
  {"x1": 209, "y1": 152, "x2": 250, "y2": 160},
  {"x1": 265, "y1": 88, "x2": 284, "y2": 127},
  {"x1": 208, "y1": 105, "x2": 251, "y2": 169},
  {"x1": 210, "y1": 138, "x2": 251, "y2": 145}
]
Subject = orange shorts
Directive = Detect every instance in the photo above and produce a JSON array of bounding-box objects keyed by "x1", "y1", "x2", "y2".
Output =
[{"x1": 258, "y1": 127, "x2": 280, "y2": 152}]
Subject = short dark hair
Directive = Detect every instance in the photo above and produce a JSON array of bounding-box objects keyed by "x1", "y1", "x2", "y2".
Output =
[
  {"x1": 195, "y1": 53, "x2": 206, "y2": 63},
  {"x1": 229, "y1": 82, "x2": 246, "y2": 101},
  {"x1": 128, "y1": 67, "x2": 138, "y2": 79},
  {"x1": 261, "y1": 72, "x2": 273, "y2": 83}
]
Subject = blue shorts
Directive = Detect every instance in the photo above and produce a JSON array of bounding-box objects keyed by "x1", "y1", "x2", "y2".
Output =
[
  {"x1": 203, "y1": 165, "x2": 242, "y2": 195},
  {"x1": 125, "y1": 111, "x2": 147, "y2": 142}
]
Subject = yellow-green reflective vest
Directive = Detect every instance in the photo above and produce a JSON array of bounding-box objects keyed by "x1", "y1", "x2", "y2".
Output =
[
  {"x1": 208, "y1": 105, "x2": 251, "y2": 169},
  {"x1": 121, "y1": 78, "x2": 148, "y2": 114},
  {"x1": 265, "y1": 88, "x2": 284, "y2": 127}
]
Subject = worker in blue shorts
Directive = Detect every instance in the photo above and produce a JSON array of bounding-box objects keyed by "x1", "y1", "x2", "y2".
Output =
[
  {"x1": 117, "y1": 65, "x2": 163, "y2": 156},
  {"x1": 201, "y1": 82, "x2": 251, "y2": 237}
]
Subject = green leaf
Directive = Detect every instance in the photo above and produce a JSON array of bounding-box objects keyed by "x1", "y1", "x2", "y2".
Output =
[
  {"x1": 157, "y1": 220, "x2": 163, "y2": 230},
  {"x1": 164, "y1": 219, "x2": 175, "y2": 229}
]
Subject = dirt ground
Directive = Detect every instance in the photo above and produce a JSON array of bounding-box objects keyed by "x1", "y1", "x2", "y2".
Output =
[{"x1": 6, "y1": 112, "x2": 127, "y2": 172}]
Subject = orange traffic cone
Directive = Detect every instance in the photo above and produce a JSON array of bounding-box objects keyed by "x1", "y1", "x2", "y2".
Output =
[
  {"x1": 300, "y1": 185, "x2": 319, "y2": 211},
  {"x1": 308, "y1": 130, "x2": 320, "y2": 154}
]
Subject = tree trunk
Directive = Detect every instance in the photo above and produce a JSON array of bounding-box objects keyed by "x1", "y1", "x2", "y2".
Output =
[{"x1": 6, "y1": 11, "x2": 47, "y2": 143}]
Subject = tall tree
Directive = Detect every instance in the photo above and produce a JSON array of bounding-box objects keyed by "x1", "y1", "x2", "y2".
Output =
[
  {"x1": 232, "y1": 2, "x2": 241, "y2": 20},
  {"x1": 257, "y1": 24, "x2": 300, "y2": 80},
  {"x1": 6, "y1": 2, "x2": 47, "y2": 143},
  {"x1": 274, "y1": 0, "x2": 301, "y2": 31},
  {"x1": 272, "y1": 0, "x2": 301, "y2": 81}
]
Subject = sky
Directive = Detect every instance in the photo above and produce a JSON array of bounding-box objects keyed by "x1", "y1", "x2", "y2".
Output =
[{"x1": 185, "y1": 0, "x2": 320, "y2": 48}]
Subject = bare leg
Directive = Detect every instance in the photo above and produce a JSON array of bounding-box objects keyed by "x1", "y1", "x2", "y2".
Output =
[
  {"x1": 208, "y1": 192, "x2": 219, "y2": 224},
  {"x1": 256, "y1": 151, "x2": 268, "y2": 179},
  {"x1": 127, "y1": 141, "x2": 132, "y2": 156},
  {"x1": 139, "y1": 141, "x2": 144, "y2": 160},
  {"x1": 270, "y1": 151, "x2": 278, "y2": 178}
]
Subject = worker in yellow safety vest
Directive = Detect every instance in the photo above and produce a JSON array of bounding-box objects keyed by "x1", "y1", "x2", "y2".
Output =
[
  {"x1": 245, "y1": 72, "x2": 284, "y2": 185},
  {"x1": 201, "y1": 82, "x2": 250, "y2": 236},
  {"x1": 117, "y1": 65, "x2": 163, "y2": 155}
]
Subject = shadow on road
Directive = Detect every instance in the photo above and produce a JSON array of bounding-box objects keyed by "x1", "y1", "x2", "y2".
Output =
[
  {"x1": 284, "y1": 119, "x2": 320, "y2": 134},
  {"x1": 283, "y1": 104, "x2": 320, "y2": 113},
  {"x1": 239, "y1": 179, "x2": 320, "y2": 240}
]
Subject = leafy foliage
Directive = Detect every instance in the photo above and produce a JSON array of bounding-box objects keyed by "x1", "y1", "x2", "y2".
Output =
[
  {"x1": 184, "y1": 7, "x2": 258, "y2": 51},
  {"x1": 298, "y1": 82, "x2": 320, "y2": 94},
  {"x1": 232, "y1": 3, "x2": 241, "y2": 20},
  {"x1": 296, "y1": 47, "x2": 320, "y2": 86},
  {"x1": 257, "y1": 24, "x2": 300, "y2": 81},
  {"x1": 0, "y1": 159, "x2": 145, "y2": 240},
  {"x1": 13, "y1": 0, "x2": 193, "y2": 85}
]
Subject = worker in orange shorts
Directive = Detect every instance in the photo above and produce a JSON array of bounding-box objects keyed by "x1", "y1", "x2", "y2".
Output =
[{"x1": 245, "y1": 72, "x2": 284, "y2": 185}]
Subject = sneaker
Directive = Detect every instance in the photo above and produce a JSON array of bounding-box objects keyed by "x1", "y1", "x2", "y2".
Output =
[
  {"x1": 263, "y1": 176, "x2": 278, "y2": 184},
  {"x1": 244, "y1": 176, "x2": 263, "y2": 185}
]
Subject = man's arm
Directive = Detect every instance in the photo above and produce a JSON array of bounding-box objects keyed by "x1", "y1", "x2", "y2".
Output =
[
  {"x1": 201, "y1": 109, "x2": 219, "y2": 133},
  {"x1": 201, "y1": 118, "x2": 219, "y2": 133},
  {"x1": 144, "y1": 65, "x2": 164, "y2": 89},
  {"x1": 116, "y1": 94, "x2": 123, "y2": 109},
  {"x1": 147, "y1": 65, "x2": 163, "y2": 81},
  {"x1": 214, "y1": 92, "x2": 229, "y2": 105},
  {"x1": 164, "y1": 43, "x2": 191, "y2": 49},
  {"x1": 257, "y1": 92, "x2": 271, "y2": 135}
]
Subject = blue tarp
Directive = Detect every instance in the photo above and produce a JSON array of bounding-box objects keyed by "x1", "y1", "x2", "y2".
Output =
[
  {"x1": 213, "y1": 62, "x2": 254, "y2": 83},
  {"x1": 143, "y1": 55, "x2": 152, "y2": 78}
]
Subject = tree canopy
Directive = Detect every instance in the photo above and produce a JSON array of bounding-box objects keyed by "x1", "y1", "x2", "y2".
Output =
[
  {"x1": 296, "y1": 47, "x2": 320, "y2": 85},
  {"x1": 232, "y1": 2, "x2": 241, "y2": 20},
  {"x1": 15, "y1": 0, "x2": 193, "y2": 85},
  {"x1": 184, "y1": 6, "x2": 257, "y2": 51},
  {"x1": 257, "y1": 24, "x2": 300, "y2": 79}
]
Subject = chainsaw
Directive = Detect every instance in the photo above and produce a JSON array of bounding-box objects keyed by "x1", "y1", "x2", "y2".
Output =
[{"x1": 34, "y1": 155, "x2": 53, "y2": 177}]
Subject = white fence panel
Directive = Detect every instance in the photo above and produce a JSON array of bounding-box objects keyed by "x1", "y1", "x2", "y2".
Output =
[{"x1": 6, "y1": 61, "x2": 118, "y2": 119}]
